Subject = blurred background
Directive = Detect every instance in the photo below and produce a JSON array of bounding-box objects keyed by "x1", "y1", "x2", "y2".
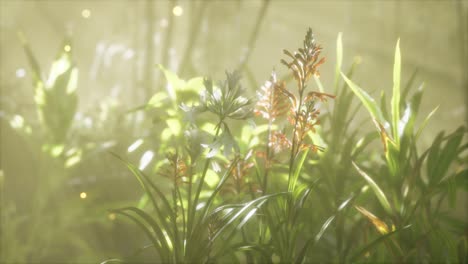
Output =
[
  {"x1": 1, "y1": 0, "x2": 467, "y2": 263},
  {"x1": 1, "y1": 1, "x2": 466, "y2": 130}
]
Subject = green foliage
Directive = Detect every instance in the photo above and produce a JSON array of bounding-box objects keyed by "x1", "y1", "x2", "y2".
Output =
[
  {"x1": 19, "y1": 32, "x2": 78, "y2": 145},
  {"x1": 341, "y1": 36, "x2": 467, "y2": 262},
  {"x1": 104, "y1": 28, "x2": 467, "y2": 264},
  {"x1": 106, "y1": 71, "x2": 284, "y2": 263},
  {"x1": 3, "y1": 27, "x2": 465, "y2": 264}
]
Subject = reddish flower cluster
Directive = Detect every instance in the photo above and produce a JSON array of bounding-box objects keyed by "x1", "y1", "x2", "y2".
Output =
[
  {"x1": 255, "y1": 28, "x2": 334, "y2": 162},
  {"x1": 223, "y1": 152, "x2": 260, "y2": 195}
]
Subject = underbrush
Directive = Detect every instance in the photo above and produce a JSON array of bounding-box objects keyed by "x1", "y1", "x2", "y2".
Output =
[
  {"x1": 1, "y1": 27, "x2": 466, "y2": 263},
  {"x1": 104, "y1": 29, "x2": 467, "y2": 263}
]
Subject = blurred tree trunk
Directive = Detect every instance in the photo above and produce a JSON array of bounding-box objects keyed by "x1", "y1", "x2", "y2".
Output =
[{"x1": 144, "y1": 0, "x2": 155, "y2": 98}]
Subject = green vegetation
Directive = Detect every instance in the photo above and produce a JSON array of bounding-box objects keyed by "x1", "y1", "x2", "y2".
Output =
[{"x1": 1, "y1": 27, "x2": 466, "y2": 263}]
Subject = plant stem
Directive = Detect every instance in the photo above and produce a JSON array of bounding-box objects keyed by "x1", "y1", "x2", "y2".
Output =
[
  {"x1": 158, "y1": 0, "x2": 176, "y2": 90},
  {"x1": 188, "y1": 121, "x2": 222, "y2": 236},
  {"x1": 287, "y1": 80, "x2": 305, "y2": 193}
]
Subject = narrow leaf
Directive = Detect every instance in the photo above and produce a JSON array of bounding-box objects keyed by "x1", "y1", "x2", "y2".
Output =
[
  {"x1": 415, "y1": 105, "x2": 439, "y2": 140},
  {"x1": 289, "y1": 149, "x2": 309, "y2": 192},
  {"x1": 355, "y1": 206, "x2": 389, "y2": 235},
  {"x1": 391, "y1": 39, "x2": 401, "y2": 145},
  {"x1": 352, "y1": 162, "x2": 392, "y2": 214},
  {"x1": 349, "y1": 225, "x2": 411, "y2": 262},
  {"x1": 334, "y1": 32, "x2": 343, "y2": 92},
  {"x1": 341, "y1": 72, "x2": 386, "y2": 124}
]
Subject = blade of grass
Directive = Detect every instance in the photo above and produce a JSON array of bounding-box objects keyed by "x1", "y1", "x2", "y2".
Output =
[
  {"x1": 110, "y1": 153, "x2": 175, "y2": 239},
  {"x1": 391, "y1": 39, "x2": 401, "y2": 145},
  {"x1": 295, "y1": 193, "x2": 358, "y2": 263},
  {"x1": 110, "y1": 210, "x2": 166, "y2": 261},
  {"x1": 200, "y1": 156, "x2": 239, "y2": 221},
  {"x1": 341, "y1": 72, "x2": 386, "y2": 125},
  {"x1": 349, "y1": 225, "x2": 411, "y2": 262},
  {"x1": 352, "y1": 162, "x2": 392, "y2": 214},
  {"x1": 334, "y1": 32, "x2": 343, "y2": 93},
  {"x1": 289, "y1": 149, "x2": 309, "y2": 192},
  {"x1": 415, "y1": 105, "x2": 439, "y2": 140},
  {"x1": 112, "y1": 207, "x2": 171, "y2": 258},
  {"x1": 212, "y1": 192, "x2": 287, "y2": 242}
]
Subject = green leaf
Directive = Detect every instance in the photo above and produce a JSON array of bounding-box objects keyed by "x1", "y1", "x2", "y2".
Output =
[
  {"x1": 296, "y1": 194, "x2": 357, "y2": 263},
  {"x1": 289, "y1": 149, "x2": 309, "y2": 193},
  {"x1": 433, "y1": 127, "x2": 465, "y2": 184},
  {"x1": 352, "y1": 131, "x2": 379, "y2": 158},
  {"x1": 415, "y1": 105, "x2": 439, "y2": 140},
  {"x1": 341, "y1": 72, "x2": 386, "y2": 125},
  {"x1": 158, "y1": 64, "x2": 204, "y2": 102},
  {"x1": 313, "y1": 74, "x2": 325, "y2": 93},
  {"x1": 110, "y1": 153, "x2": 174, "y2": 239},
  {"x1": 212, "y1": 192, "x2": 287, "y2": 242},
  {"x1": 409, "y1": 83, "x2": 424, "y2": 117},
  {"x1": 113, "y1": 207, "x2": 171, "y2": 257},
  {"x1": 201, "y1": 157, "x2": 239, "y2": 220},
  {"x1": 401, "y1": 69, "x2": 418, "y2": 103},
  {"x1": 391, "y1": 39, "x2": 401, "y2": 145},
  {"x1": 349, "y1": 225, "x2": 411, "y2": 262},
  {"x1": 334, "y1": 32, "x2": 343, "y2": 92},
  {"x1": 380, "y1": 90, "x2": 390, "y2": 122},
  {"x1": 426, "y1": 131, "x2": 444, "y2": 183},
  {"x1": 18, "y1": 31, "x2": 42, "y2": 86},
  {"x1": 385, "y1": 133, "x2": 401, "y2": 178},
  {"x1": 110, "y1": 209, "x2": 166, "y2": 261},
  {"x1": 352, "y1": 162, "x2": 392, "y2": 214},
  {"x1": 146, "y1": 92, "x2": 168, "y2": 109}
]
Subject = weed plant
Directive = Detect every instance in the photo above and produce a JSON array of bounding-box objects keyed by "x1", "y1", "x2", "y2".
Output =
[
  {"x1": 105, "y1": 28, "x2": 467, "y2": 263},
  {"x1": 1, "y1": 34, "x2": 143, "y2": 263},
  {"x1": 1, "y1": 34, "x2": 92, "y2": 262},
  {"x1": 1, "y1": 24, "x2": 464, "y2": 264}
]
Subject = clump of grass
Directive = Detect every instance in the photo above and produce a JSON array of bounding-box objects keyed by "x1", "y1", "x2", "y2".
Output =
[
  {"x1": 341, "y1": 39, "x2": 467, "y2": 262},
  {"x1": 106, "y1": 70, "x2": 286, "y2": 263},
  {"x1": 106, "y1": 28, "x2": 467, "y2": 263}
]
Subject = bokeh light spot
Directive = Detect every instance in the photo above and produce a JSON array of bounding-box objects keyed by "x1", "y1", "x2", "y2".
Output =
[
  {"x1": 172, "y1": 6, "x2": 183, "y2": 16},
  {"x1": 80, "y1": 192, "x2": 87, "y2": 199},
  {"x1": 81, "y1": 9, "x2": 91, "y2": 19},
  {"x1": 160, "y1": 18, "x2": 168, "y2": 28},
  {"x1": 108, "y1": 213, "x2": 116, "y2": 221},
  {"x1": 16, "y1": 68, "x2": 26, "y2": 78}
]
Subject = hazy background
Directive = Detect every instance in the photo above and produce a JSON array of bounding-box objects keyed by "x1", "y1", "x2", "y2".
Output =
[{"x1": 1, "y1": 0, "x2": 467, "y2": 138}]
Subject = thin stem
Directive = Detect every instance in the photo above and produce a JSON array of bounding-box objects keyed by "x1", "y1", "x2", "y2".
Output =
[
  {"x1": 172, "y1": 189, "x2": 180, "y2": 262},
  {"x1": 175, "y1": 184, "x2": 186, "y2": 257},
  {"x1": 188, "y1": 121, "x2": 223, "y2": 236},
  {"x1": 262, "y1": 111, "x2": 273, "y2": 194},
  {"x1": 186, "y1": 158, "x2": 194, "y2": 241},
  {"x1": 287, "y1": 80, "x2": 305, "y2": 193},
  {"x1": 158, "y1": 0, "x2": 176, "y2": 89}
]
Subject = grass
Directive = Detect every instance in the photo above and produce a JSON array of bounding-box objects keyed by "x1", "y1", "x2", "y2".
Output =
[
  {"x1": 104, "y1": 28, "x2": 467, "y2": 263},
  {"x1": 2, "y1": 27, "x2": 466, "y2": 263}
]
